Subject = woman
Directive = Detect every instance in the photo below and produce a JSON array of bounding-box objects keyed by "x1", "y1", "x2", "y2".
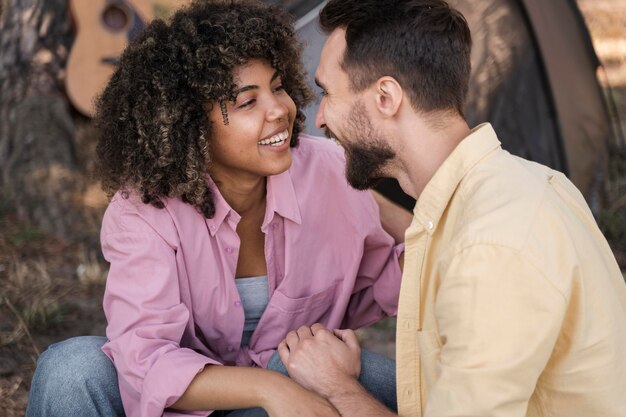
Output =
[{"x1": 26, "y1": 1, "x2": 401, "y2": 416}]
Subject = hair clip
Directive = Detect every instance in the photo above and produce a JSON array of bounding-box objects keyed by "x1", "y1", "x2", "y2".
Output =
[{"x1": 220, "y1": 100, "x2": 229, "y2": 125}]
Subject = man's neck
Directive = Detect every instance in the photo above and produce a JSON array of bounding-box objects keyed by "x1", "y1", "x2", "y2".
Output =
[{"x1": 392, "y1": 112, "x2": 470, "y2": 200}]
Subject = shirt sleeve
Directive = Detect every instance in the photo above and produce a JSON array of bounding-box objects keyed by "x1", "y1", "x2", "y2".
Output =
[
  {"x1": 425, "y1": 244, "x2": 567, "y2": 417},
  {"x1": 341, "y1": 192, "x2": 404, "y2": 329},
  {"x1": 100, "y1": 204, "x2": 220, "y2": 417}
]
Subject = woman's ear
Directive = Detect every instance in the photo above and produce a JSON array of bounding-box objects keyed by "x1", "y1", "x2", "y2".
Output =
[{"x1": 374, "y1": 76, "x2": 403, "y2": 118}]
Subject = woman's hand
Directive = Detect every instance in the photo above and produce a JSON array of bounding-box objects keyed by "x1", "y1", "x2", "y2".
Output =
[
  {"x1": 261, "y1": 371, "x2": 341, "y2": 417},
  {"x1": 171, "y1": 363, "x2": 338, "y2": 415}
]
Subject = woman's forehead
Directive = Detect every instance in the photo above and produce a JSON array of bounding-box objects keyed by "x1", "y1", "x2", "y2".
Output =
[{"x1": 232, "y1": 59, "x2": 278, "y2": 85}]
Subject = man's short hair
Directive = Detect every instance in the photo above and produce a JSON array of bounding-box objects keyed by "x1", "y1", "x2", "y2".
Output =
[{"x1": 319, "y1": 0, "x2": 472, "y2": 116}]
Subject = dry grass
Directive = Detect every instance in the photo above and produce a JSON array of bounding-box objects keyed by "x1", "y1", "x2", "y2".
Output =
[
  {"x1": 1, "y1": 260, "x2": 69, "y2": 345},
  {"x1": 0, "y1": 203, "x2": 108, "y2": 417}
]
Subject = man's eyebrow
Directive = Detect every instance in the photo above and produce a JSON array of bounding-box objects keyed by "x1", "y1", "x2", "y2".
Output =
[{"x1": 232, "y1": 72, "x2": 281, "y2": 98}]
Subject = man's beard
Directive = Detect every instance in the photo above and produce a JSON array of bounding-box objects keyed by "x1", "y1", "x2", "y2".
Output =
[{"x1": 327, "y1": 101, "x2": 395, "y2": 190}]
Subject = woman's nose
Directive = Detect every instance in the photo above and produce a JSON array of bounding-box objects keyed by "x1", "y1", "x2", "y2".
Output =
[{"x1": 267, "y1": 97, "x2": 289, "y2": 121}]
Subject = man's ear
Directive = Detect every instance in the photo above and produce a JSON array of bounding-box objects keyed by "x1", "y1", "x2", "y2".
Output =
[{"x1": 374, "y1": 76, "x2": 403, "y2": 118}]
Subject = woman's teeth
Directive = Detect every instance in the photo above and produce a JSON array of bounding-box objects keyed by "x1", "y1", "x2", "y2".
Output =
[{"x1": 258, "y1": 130, "x2": 289, "y2": 146}]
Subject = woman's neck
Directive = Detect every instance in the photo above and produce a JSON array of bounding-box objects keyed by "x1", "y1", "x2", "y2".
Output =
[{"x1": 211, "y1": 171, "x2": 267, "y2": 217}]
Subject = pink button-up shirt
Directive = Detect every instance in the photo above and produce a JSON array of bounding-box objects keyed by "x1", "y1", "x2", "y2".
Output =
[{"x1": 101, "y1": 135, "x2": 403, "y2": 417}]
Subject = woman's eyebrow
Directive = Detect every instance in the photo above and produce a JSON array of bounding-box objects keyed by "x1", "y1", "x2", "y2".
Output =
[{"x1": 232, "y1": 72, "x2": 281, "y2": 97}]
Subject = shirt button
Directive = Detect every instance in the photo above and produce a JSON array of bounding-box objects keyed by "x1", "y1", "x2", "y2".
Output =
[
  {"x1": 210, "y1": 225, "x2": 216, "y2": 231},
  {"x1": 426, "y1": 220, "x2": 434, "y2": 230},
  {"x1": 225, "y1": 247, "x2": 233, "y2": 253},
  {"x1": 272, "y1": 222, "x2": 279, "y2": 229},
  {"x1": 234, "y1": 300, "x2": 242, "y2": 306}
]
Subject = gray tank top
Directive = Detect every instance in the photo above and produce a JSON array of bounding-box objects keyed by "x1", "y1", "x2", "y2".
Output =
[{"x1": 234, "y1": 275, "x2": 270, "y2": 346}]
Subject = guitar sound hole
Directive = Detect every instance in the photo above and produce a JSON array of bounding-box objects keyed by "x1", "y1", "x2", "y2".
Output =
[{"x1": 102, "y1": 4, "x2": 130, "y2": 32}]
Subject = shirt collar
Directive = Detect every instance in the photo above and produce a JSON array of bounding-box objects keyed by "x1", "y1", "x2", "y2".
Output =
[
  {"x1": 205, "y1": 176, "x2": 239, "y2": 237},
  {"x1": 412, "y1": 123, "x2": 501, "y2": 234},
  {"x1": 264, "y1": 168, "x2": 302, "y2": 227},
  {"x1": 204, "y1": 168, "x2": 302, "y2": 237}
]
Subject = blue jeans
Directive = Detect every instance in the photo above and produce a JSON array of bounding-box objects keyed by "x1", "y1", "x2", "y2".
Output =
[{"x1": 26, "y1": 336, "x2": 396, "y2": 416}]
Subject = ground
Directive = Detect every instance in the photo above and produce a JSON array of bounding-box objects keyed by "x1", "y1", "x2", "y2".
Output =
[{"x1": 1, "y1": 0, "x2": 625, "y2": 415}]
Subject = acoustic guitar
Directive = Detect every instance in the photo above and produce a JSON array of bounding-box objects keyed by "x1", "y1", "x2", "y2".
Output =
[{"x1": 66, "y1": 0, "x2": 187, "y2": 116}]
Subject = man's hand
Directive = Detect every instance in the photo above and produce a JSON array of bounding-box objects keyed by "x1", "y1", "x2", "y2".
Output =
[{"x1": 278, "y1": 323, "x2": 361, "y2": 399}]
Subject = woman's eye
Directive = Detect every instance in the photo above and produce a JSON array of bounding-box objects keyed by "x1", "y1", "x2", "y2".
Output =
[{"x1": 238, "y1": 99, "x2": 255, "y2": 109}]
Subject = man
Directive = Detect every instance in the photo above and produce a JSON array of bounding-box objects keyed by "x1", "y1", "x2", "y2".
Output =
[{"x1": 278, "y1": 1, "x2": 626, "y2": 416}]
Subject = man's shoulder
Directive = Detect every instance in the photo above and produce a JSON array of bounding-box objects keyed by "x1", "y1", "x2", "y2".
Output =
[
  {"x1": 448, "y1": 149, "x2": 596, "y2": 263},
  {"x1": 451, "y1": 150, "x2": 558, "y2": 247}
]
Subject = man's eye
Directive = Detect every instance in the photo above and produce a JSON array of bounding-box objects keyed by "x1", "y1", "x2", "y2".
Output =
[
  {"x1": 274, "y1": 84, "x2": 285, "y2": 92},
  {"x1": 319, "y1": 89, "x2": 328, "y2": 97}
]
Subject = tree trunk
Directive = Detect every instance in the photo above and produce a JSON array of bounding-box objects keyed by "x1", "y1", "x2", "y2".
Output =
[{"x1": 0, "y1": 0, "x2": 87, "y2": 240}]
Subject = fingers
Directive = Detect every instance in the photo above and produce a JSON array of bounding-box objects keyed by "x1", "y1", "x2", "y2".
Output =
[
  {"x1": 332, "y1": 328, "x2": 354, "y2": 341},
  {"x1": 284, "y1": 330, "x2": 299, "y2": 349},
  {"x1": 333, "y1": 329, "x2": 361, "y2": 353},
  {"x1": 310, "y1": 323, "x2": 326, "y2": 334},
  {"x1": 278, "y1": 341, "x2": 290, "y2": 363},
  {"x1": 296, "y1": 325, "x2": 313, "y2": 340},
  {"x1": 284, "y1": 325, "x2": 315, "y2": 356}
]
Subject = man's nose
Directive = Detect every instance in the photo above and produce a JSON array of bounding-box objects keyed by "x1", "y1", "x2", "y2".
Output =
[{"x1": 315, "y1": 99, "x2": 326, "y2": 130}]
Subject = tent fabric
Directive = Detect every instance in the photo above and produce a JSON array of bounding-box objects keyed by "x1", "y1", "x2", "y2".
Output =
[
  {"x1": 519, "y1": 0, "x2": 610, "y2": 203},
  {"x1": 455, "y1": 0, "x2": 567, "y2": 178}
]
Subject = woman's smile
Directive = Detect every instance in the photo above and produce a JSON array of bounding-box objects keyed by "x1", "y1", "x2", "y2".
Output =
[{"x1": 258, "y1": 128, "x2": 290, "y2": 147}]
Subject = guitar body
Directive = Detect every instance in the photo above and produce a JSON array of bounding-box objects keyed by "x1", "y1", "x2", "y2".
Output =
[{"x1": 66, "y1": 0, "x2": 186, "y2": 116}]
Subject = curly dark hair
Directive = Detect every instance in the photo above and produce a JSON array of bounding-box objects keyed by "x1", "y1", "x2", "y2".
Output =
[{"x1": 95, "y1": 0, "x2": 313, "y2": 218}]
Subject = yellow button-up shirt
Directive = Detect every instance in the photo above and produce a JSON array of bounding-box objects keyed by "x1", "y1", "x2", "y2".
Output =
[{"x1": 396, "y1": 123, "x2": 626, "y2": 417}]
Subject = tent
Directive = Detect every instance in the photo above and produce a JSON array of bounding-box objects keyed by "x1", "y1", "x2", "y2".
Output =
[{"x1": 270, "y1": 0, "x2": 615, "y2": 213}]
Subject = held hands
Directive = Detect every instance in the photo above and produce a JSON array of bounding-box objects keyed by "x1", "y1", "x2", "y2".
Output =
[{"x1": 278, "y1": 323, "x2": 361, "y2": 399}]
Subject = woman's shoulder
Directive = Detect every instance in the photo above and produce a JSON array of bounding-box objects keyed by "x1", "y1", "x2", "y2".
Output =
[
  {"x1": 289, "y1": 133, "x2": 377, "y2": 207},
  {"x1": 287, "y1": 134, "x2": 381, "y2": 232},
  {"x1": 290, "y1": 133, "x2": 346, "y2": 176},
  {"x1": 101, "y1": 190, "x2": 194, "y2": 244},
  {"x1": 293, "y1": 133, "x2": 345, "y2": 161}
]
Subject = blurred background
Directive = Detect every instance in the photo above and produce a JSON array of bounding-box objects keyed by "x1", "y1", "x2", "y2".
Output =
[{"x1": 1, "y1": 0, "x2": 624, "y2": 414}]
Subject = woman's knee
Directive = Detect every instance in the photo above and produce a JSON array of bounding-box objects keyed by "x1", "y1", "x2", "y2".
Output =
[
  {"x1": 30, "y1": 336, "x2": 113, "y2": 395},
  {"x1": 27, "y1": 336, "x2": 120, "y2": 417}
]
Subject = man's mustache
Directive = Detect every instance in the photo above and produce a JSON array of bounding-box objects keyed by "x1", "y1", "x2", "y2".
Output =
[{"x1": 323, "y1": 127, "x2": 336, "y2": 140}]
